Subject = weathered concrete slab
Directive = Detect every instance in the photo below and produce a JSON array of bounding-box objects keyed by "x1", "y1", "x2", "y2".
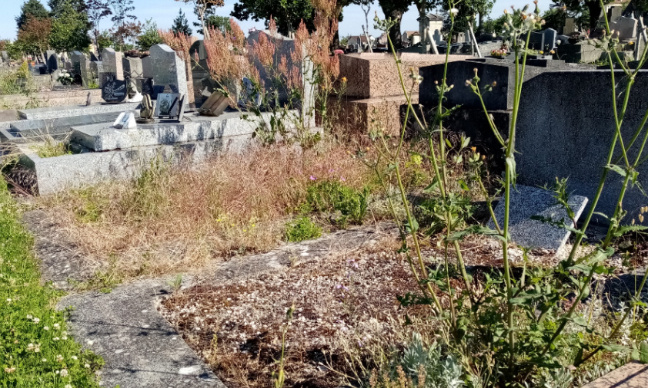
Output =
[
  {"x1": 18, "y1": 102, "x2": 142, "y2": 120},
  {"x1": 17, "y1": 136, "x2": 253, "y2": 195},
  {"x1": 59, "y1": 279, "x2": 224, "y2": 388},
  {"x1": 581, "y1": 362, "x2": 648, "y2": 388},
  {"x1": 69, "y1": 111, "x2": 288, "y2": 151},
  {"x1": 488, "y1": 185, "x2": 588, "y2": 251},
  {"x1": 9, "y1": 111, "x2": 128, "y2": 139}
]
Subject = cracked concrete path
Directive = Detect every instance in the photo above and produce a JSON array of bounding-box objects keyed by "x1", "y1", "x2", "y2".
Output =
[
  {"x1": 59, "y1": 278, "x2": 225, "y2": 388},
  {"x1": 22, "y1": 205, "x2": 397, "y2": 388}
]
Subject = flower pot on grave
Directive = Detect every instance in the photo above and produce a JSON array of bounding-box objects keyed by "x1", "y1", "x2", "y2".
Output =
[{"x1": 198, "y1": 90, "x2": 230, "y2": 117}]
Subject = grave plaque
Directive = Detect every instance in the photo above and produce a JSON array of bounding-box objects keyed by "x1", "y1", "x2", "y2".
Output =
[
  {"x1": 102, "y1": 76, "x2": 128, "y2": 103},
  {"x1": 153, "y1": 93, "x2": 182, "y2": 118}
]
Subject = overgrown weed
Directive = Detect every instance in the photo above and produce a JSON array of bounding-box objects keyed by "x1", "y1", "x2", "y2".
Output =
[{"x1": 33, "y1": 142, "x2": 377, "y2": 281}]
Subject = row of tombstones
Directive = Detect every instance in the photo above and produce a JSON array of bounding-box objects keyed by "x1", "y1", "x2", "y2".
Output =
[{"x1": 43, "y1": 32, "x2": 317, "y2": 124}]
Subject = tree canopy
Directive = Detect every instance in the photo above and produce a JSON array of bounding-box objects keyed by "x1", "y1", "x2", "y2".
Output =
[
  {"x1": 16, "y1": 0, "x2": 50, "y2": 31},
  {"x1": 172, "y1": 8, "x2": 193, "y2": 36},
  {"x1": 49, "y1": 0, "x2": 91, "y2": 51}
]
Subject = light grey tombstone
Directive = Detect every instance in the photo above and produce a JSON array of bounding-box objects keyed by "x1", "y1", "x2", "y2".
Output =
[
  {"x1": 147, "y1": 44, "x2": 188, "y2": 100},
  {"x1": 301, "y1": 57, "x2": 316, "y2": 128},
  {"x1": 564, "y1": 18, "x2": 577, "y2": 35},
  {"x1": 611, "y1": 16, "x2": 638, "y2": 41},
  {"x1": 79, "y1": 55, "x2": 92, "y2": 88},
  {"x1": 123, "y1": 57, "x2": 143, "y2": 79},
  {"x1": 189, "y1": 40, "x2": 210, "y2": 107},
  {"x1": 488, "y1": 185, "x2": 588, "y2": 251},
  {"x1": 100, "y1": 48, "x2": 124, "y2": 86},
  {"x1": 1, "y1": 51, "x2": 8, "y2": 62},
  {"x1": 609, "y1": 6, "x2": 623, "y2": 24}
]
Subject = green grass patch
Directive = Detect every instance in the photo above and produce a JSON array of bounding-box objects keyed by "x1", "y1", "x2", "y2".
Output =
[
  {"x1": 0, "y1": 178, "x2": 103, "y2": 387},
  {"x1": 305, "y1": 180, "x2": 370, "y2": 228}
]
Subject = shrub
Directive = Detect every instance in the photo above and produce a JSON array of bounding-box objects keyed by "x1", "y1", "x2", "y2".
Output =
[{"x1": 285, "y1": 216, "x2": 321, "y2": 242}]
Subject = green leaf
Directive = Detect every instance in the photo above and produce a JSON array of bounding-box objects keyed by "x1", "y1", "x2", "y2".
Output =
[
  {"x1": 405, "y1": 218, "x2": 419, "y2": 234},
  {"x1": 458, "y1": 179, "x2": 469, "y2": 191},
  {"x1": 461, "y1": 136, "x2": 471, "y2": 149},
  {"x1": 641, "y1": 342, "x2": 648, "y2": 364},
  {"x1": 613, "y1": 225, "x2": 648, "y2": 237},
  {"x1": 506, "y1": 156, "x2": 517, "y2": 185},
  {"x1": 571, "y1": 316, "x2": 590, "y2": 327},
  {"x1": 606, "y1": 164, "x2": 628, "y2": 177},
  {"x1": 602, "y1": 344, "x2": 627, "y2": 353}
]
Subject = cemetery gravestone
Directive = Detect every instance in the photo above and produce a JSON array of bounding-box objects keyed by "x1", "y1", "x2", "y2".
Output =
[
  {"x1": 102, "y1": 75, "x2": 127, "y2": 103},
  {"x1": 79, "y1": 55, "x2": 92, "y2": 88},
  {"x1": 101, "y1": 48, "x2": 124, "y2": 87},
  {"x1": 154, "y1": 93, "x2": 182, "y2": 118},
  {"x1": 516, "y1": 71, "x2": 648, "y2": 223},
  {"x1": 46, "y1": 50, "x2": 58, "y2": 73},
  {"x1": 611, "y1": 17, "x2": 638, "y2": 41},
  {"x1": 1, "y1": 51, "x2": 8, "y2": 62},
  {"x1": 564, "y1": 18, "x2": 577, "y2": 35},
  {"x1": 146, "y1": 45, "x2": 188, "y2": 102},
  {"x1": 70, "y1": 51, "x2": 84, "y2": 79},
  {"x1": 123, "y1": 57, "x2": 143, "y2": 79},
  {"x1": 542, "y1": 28, "x2": 558, "y2": 51}
]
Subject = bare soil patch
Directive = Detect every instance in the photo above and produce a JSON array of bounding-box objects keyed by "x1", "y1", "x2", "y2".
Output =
[{"x1": 160, "y1": 234, "x2": 430, "y2": 388}]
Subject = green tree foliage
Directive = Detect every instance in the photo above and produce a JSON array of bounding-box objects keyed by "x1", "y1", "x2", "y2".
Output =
[
  {"x1": 49, "y1": 0, "x2": 88, "y2": 16},
  {"x1": 176, "y1": 0, "x2": 224, "y2": 39},
  {"x1": 137, "y1": 19, "x2": 164, "y2": 51},
  {"x1": 96, "y1": 29, "x2": 115, "y2": 52},
  {"x1": 16, "y1": 0, "x2": 50, "y2": 30},
  {"x1": 172, "y1": 8, "x2": 193, "y2": 36},
  {"x1": 86, "y1": 0, "x2": 112, "y2": 51},
  {"x1": 480, "y1": 14, "x2": 508, "y2": 34},
  {"x1": 231, "y1": 0, "x2": 315, "y2": 36},
  {"x1": 49, "y1": 0, "x2": 92, "y2": 51},
  {"x1": 557, "y1": 0, "x2": 613, "y2": 33},
  {"x1": 200, "y1": 14, "x2": 231, "y2": 35}
]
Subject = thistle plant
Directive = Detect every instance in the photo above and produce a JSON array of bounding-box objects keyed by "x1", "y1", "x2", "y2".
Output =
[{"x1": 371, "y1": 0, "x2": 648, "y2": 385}]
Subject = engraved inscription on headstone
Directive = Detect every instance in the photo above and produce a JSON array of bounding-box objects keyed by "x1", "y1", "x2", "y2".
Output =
[{"x1": 102, "y1": 75, "x2": 128, "y2": 103}]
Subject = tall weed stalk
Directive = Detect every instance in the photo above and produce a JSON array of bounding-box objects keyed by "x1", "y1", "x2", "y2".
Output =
[{"x1": 372, "y1": 1, "x2": 648, "y2": 386}]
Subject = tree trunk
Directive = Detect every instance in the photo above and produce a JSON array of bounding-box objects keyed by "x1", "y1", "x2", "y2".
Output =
[
  {"x1": 200, "y1": 7, "x2": 210, "y2": 39},
  {"x1": 388, "y1": 11, "x2": 404, "y2": 50},
  {"x1": 589, "y1": 2, "x2": 603, "y2": 36},
  {"x1": 417, "y1": 5, "x2": 426, "y2": 54}
]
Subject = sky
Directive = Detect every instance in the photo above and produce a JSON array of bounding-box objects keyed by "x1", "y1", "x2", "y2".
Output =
[{"x1": 0, "y1": 0, "x2": 554, "y2": 42}]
